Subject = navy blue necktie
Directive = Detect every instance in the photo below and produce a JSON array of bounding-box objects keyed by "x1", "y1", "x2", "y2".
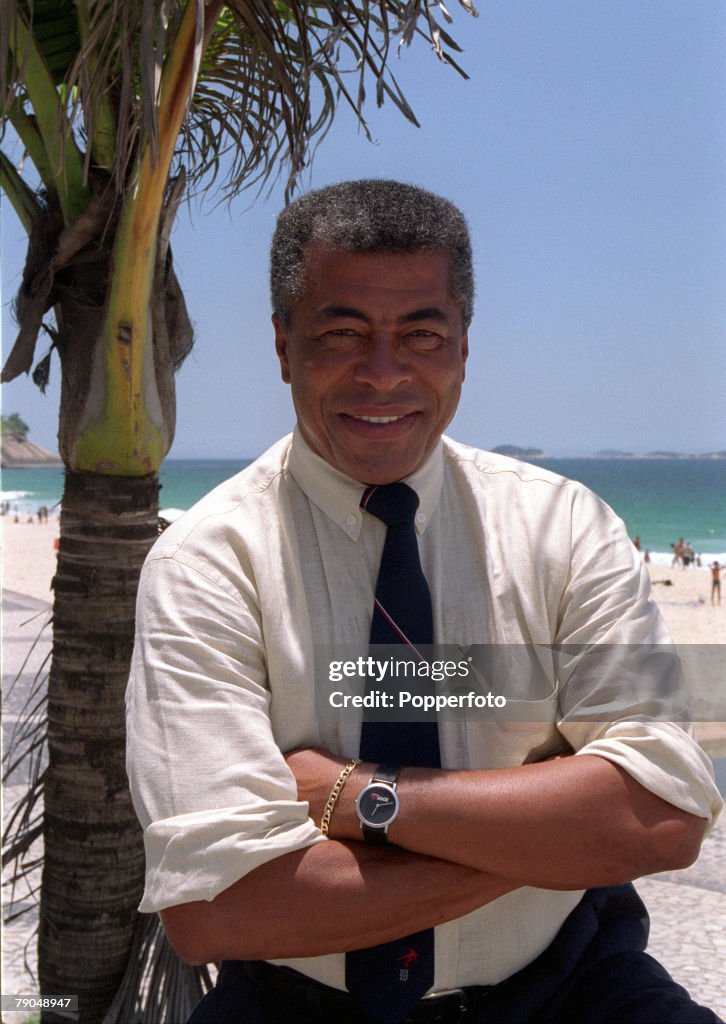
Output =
[{"x1": 346, "y1": 483, "x2": 440, "y2": 1023}]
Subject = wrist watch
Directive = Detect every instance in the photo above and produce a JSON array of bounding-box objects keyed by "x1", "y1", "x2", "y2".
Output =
[{"x1": 355, "y1": 764, "x2": 400, "y2": 843}]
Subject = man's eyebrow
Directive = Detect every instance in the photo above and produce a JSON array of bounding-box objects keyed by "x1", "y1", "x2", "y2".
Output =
[
  {"x1": 318, "y1": 305, "x2": 369, "y2": 322},
  {"x1": 316, "y1": 306, "x2": 451, "y2": 324},
  {"x1": 400, "y1": 307, "x2": 451, "y2": 325}
]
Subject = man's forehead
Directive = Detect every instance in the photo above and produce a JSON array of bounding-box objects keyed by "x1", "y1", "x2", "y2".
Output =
[
  {"x1": 301, "y1": 239, "x2": 451, "y2": 266},
  {"x1": 298, "y1": 242, "x2": 458, "y2": 296}
]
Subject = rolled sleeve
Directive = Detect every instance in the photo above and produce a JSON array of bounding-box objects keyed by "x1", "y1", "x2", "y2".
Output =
[
  {"x1": 576, "y1": 721, "x2": 722, "y2": 828},
  {"x1": 126, "y1": 551, "x2": 324, "y2": 914},
  {"x1": 552, "y1": 485, "x2": 723, "y2": 829}
]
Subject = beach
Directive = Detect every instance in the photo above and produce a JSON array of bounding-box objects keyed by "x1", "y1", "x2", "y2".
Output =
[
  {"x1": 2, "y1": 518, "x2": 61, "y2": 604},
  {"x1": 2, "y1": 517, "x2": 725, "y2": 1018}
]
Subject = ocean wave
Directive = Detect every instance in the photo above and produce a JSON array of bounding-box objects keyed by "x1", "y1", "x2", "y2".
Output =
[
  {"x1": 1, "y1": 490, "x2": 60, "y2": 516},
  {"x1": 1, "y1": 490, "x2": 33, "y2": 501},
  {"x1": 644, "y1": 550, "x2": 726, "y2": 567}
]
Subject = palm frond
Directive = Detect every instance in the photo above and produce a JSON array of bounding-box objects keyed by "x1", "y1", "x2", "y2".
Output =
[
  {"x1": 188, "y1": 0, "x2": 478, "y2": 201},
  {"x1": 0, "y1": 145, "x2": 41, "y2": 228},
  {"x1": 3, "y1": 0, "x2": 89, "y2": 219},
  {"x1": 2, "y1": 180, "x2": 116, "y2": 383},
  {"x1": 4, "y1": 1, "x2": 477, "y2": 204},
  {"x1": 2, "y1": 610, "x2": 50, "y2": 946}
]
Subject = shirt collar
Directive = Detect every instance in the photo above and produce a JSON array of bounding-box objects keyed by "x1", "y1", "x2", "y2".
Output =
[{"x1": 288, "y1": 426, "x2": 444, "y2": 540}]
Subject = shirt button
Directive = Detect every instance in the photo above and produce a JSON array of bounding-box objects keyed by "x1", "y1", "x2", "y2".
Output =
[
  {"x1": 346, "y1": 515, "x2": 357, "y2": 527},
  {"x1": 416, "y1": 512, "x2": 426, "y2": 524}
]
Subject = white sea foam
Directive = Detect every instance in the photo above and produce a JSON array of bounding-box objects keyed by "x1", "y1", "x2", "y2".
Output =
[
  {"x1": 1, "y1": 490, "x2": 33, "y2": 501},
  {"x1": 643, "y1": 550, "x2": 726, "y2": 567}
]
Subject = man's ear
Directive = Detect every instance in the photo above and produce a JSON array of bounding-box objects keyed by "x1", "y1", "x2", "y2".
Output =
[
  {"x1": 272, "y1": 314, "x2": 291, "y2": 383},
  {"x1": 461, "y1": 333, "x2": 469, "y2": 382}
]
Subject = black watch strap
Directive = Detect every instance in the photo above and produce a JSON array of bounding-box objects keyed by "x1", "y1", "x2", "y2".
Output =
[
  {"x1": 372, "y1": 764, "x2": 400, "y2": 786},
  {"x1": 361, "y1": 823, "x2": 389, "y2": 844}
]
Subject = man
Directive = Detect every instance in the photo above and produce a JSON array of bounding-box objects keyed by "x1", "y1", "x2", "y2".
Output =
[{"x1": 126, "y1": 180, "x2": 722, "y2": 1024}]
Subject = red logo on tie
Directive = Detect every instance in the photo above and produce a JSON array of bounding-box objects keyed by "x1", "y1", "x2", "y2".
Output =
[{"x1": 398, "y1": 947, "x2": 419, "y2": 969}]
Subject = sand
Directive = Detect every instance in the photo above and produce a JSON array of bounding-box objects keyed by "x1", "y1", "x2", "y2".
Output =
[
  {"x1": 647, "y1": 563, "x2": 726, "y2": 645},
  {"x1": 2, "y1": 517, "x2": 60, "y2": 604}
]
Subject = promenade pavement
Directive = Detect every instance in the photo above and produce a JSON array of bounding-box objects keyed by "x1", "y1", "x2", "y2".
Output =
[{"x1": 2, "y1": 587, "x2": 725, "y2": 1021}]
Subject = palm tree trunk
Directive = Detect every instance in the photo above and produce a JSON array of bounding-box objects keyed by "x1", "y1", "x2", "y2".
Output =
[{"x1": 40, "y1": 471, "x2": 159, "y2": 1023}]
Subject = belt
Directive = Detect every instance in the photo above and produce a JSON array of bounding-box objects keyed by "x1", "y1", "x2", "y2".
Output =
[{"x1": 240, "y1": 960, "x2": 492, "y2": 1023}]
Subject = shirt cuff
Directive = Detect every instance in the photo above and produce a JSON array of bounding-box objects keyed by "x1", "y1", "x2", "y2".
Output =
[
  {"x1": 138, "y1": 804, "x2": 326, "y2": 913},
  {"x1": 575, "y1": 720, "x2": 723, "y2": 830}
]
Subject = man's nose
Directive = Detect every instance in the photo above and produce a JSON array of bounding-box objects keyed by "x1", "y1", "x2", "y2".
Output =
[{"x1": 353, "y1": 336, "x2": 412, "y2": 391}]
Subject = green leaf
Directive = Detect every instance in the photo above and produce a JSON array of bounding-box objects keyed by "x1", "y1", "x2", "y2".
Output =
[{"x1": 5, "y1": 1, "x2": 89, "y2": 222}]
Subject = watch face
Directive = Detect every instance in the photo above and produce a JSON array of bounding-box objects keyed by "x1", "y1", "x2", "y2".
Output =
[{"x1": 357, "y1": 783, "x2": 399, "y2": 828}]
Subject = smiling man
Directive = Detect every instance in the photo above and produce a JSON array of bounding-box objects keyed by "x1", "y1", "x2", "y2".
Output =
[
  {"x1": 273, "y1": 242, "x2": 468, "y2": 485},
  {"x1": 126, "y1": 180, "x2": 722, "y2": 1024}
]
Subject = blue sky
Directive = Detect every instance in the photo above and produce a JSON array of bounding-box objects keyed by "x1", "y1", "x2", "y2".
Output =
[{"x1": 2, "y1": 1, "x2": 725, "y2": 458}]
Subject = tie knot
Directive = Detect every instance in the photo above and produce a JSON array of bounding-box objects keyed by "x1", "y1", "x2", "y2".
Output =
[{"x1": 360, "y1": 482, "x2": 419, "y2": 527}]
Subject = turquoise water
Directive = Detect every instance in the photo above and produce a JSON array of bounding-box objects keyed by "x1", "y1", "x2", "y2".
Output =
[
  {"x1": 538, "y1": 458, "x2": 726, "y2": 559},
  {"x1": 3, "y1": 456, "x2": 725, "y2": 560},
  {"x1": 0, "y1": 460, "x2": 251, "y2": 517}
]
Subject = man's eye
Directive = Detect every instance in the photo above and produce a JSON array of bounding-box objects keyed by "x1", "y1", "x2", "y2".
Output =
[
  {"x1": 318, "y1": 329, "x2": 361, "y2": 349},
  {"x1": 406, "y1": 331, "x2": 443, "y2": 350}
]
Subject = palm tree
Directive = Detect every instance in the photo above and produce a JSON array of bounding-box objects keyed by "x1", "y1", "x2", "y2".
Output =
[{"x1": 1, "y1": 1, "x2": 476, "y2": 1020}]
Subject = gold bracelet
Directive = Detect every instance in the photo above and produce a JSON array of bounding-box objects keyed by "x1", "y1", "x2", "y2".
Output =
[{"x1": 319, "y1": 759, "x2": 362, "y2": 837}]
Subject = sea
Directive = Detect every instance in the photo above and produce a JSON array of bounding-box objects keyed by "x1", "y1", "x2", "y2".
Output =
[{"x1": 2, "y1": 455, "x2": 725, "y2": 564}]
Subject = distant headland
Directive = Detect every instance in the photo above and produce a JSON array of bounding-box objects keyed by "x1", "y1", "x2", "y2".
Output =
[
  {"x1": 1, "y1": 414, "x2": 61, "y2": 468},
  {"x1": 492, "y1": 445, "x2": 545, "y2": 458},
  {"x1": 493, "y1": 444, "x2": 725, "y2": 460},
  {"x1": 591, "y1": 449, "x2": 726, "y2": 460}
]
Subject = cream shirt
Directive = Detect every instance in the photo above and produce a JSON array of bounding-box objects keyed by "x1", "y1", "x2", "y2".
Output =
[{"x1": 126, "y1": 430, "x2": 721, "y2": 992}]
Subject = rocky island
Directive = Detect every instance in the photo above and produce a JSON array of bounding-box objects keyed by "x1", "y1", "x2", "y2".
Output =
[{"x1": 1, "y1": 414, "x2": 61, "y2": 467}]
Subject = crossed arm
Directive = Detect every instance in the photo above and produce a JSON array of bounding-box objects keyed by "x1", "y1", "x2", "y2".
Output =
[
  {"x1": 160, "y1": 747, "x2": 706, "y2": 966},
  {"x1": 288, "y1": 748, "x2": 706, "y2": 888}
]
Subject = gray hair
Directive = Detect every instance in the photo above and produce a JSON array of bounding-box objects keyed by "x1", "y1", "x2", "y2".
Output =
[{"x1": 270, "y1": 179, "x2": 474, "y2": 327}]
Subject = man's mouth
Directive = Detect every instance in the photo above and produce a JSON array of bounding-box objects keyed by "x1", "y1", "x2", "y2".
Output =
[
  {"x1": 349, "y1": 414, "x2": 408, "y2": 424},
  {"x1": 338, "y1": 411, "x2": 419, "y2": 438}
]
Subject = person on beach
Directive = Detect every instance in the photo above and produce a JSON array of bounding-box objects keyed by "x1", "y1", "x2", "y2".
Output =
[
  {"x1": 671, "y1": 538, "x2": 684, "y2": 567},
  {"x1": 711, "y1": 562, "x2": 722, "y2": 606},
  {"x1": 127, "y1": 180, "x2": 723, "y2": 1024}
]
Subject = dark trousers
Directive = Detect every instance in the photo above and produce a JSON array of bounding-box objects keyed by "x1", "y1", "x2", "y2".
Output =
[{"x1": 187, "y1": 884, "x2": 723, "y2": 1024}]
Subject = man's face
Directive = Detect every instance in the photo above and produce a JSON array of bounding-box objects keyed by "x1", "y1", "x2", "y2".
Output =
[{"x1": 274, "y1": 244, "x2": 469, "y2": 484}]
